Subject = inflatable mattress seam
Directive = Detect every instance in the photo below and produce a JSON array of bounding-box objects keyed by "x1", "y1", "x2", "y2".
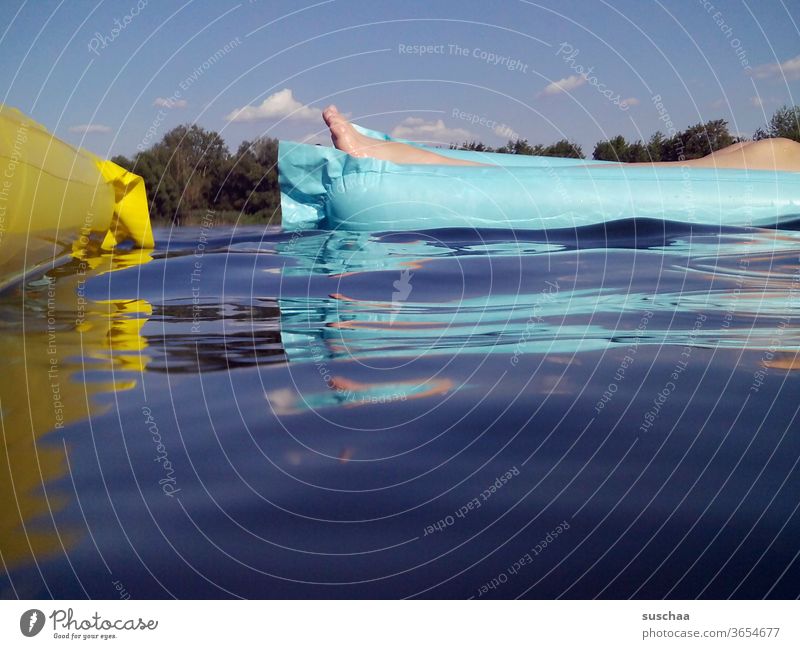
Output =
[
  {"x1": 0, "y1": 154, "x2": 103, "y2": 187},
  {"x1": 334, "y1": 164, "x2": 800, "y2": 183}
]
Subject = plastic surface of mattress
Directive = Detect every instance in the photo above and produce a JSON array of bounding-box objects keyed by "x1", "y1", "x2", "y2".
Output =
[
  {"x1": 0, "y1": 105, "x2": 153, "y2": 288},
  {"x1": 279, "y1": 124, "x2": 800, "y2": 232}
]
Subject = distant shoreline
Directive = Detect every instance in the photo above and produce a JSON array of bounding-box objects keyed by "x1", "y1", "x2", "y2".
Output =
[{"x1": 117, "y1": 104, "x2": 798, "y2": 226}]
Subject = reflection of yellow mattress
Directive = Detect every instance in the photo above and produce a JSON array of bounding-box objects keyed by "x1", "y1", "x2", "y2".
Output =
[
  {"x1": 0, "y1": 251, "x2": 153, "y2": 575},
  {"x1": 0, "y1": 104, "x2": 153, "y2": 288}
]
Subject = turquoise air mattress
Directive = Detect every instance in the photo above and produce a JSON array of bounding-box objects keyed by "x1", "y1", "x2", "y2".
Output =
[{"x1": 278, "y1": 124, "x2": 800, "y2": 231}]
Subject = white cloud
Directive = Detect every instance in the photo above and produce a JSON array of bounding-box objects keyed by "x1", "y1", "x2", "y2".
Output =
[
  {"x1": 153, "y1": 97, "x2": 188, "y2": 109},
  {"x1": 749, "y1": 96, "x2": 764, "y2": 107},
  {"x1": 68, "y1": 124, "x2": 111, "y2": 134},
  {"x1": 621, "y1": 96, "x2": 640, "y2": 106},
  {"x1": 390, "y1": 117, "x2": 472, "y2": 145},
  {"x1": 226, "y1": 88, "x2": 319, "y2": 122},
  {"x1": 751, "y1": 54, "x2": 800, "y2": 80},
  {"x1": 539, "y1": 74, "x2": 586, "y2": 96}
]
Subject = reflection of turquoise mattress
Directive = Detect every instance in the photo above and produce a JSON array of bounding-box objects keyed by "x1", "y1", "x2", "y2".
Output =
[
  {"x1": 275, "y1": 229, "x2": 800, "y2": 366},
  {"x1": 278, "y1": 125, "x2": 800, "y2": 232}
]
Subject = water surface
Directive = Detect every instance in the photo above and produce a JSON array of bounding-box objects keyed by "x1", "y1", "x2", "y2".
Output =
[{"x1": 2, "y1": 219, "x2": 799, "y2": 598}]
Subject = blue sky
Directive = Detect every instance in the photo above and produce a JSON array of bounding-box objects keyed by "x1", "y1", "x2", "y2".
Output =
[{"x1": 1, "y1": 0, "x2": 798, "y2": 157}]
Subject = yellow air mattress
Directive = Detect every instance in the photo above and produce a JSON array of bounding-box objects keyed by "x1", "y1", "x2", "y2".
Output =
[{"x1": 0, "y1": 104, "x2": 153, "y2": 288}]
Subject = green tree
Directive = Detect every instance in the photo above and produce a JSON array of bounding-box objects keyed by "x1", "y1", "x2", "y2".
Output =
[
  {"x1": 661, "y1": 119, "x2": 734, "y2": 161},
  {"x1": 110, "y1": 154, "x2": 133, "y2": 169},
  {"x1": 121, "y1": 125, "x2": 237, "y2": 223},
  {"x1": 624, "y1": 141, "x2": 651, "y2": 162},
  {"x1": 540, "y1": 139, "x2": 583, "y2": 158},
  {"x1": 453, "y1": 140, "x2": 494, "y2": 152},
  {"x1": 495, "y1": 138, "x2": 536, "y2": 155},
  {"x1": 493, "y1": 138, "x2": 583, "y2": 158},
  {"x1": 593, "y1": 135, "x2": 629, "y2": 161},
  {"x1": 646, "y1": 131, "x2": 666, "y2": 162},
  {"x1": 216, "y1": 137, "x2": 280, "y2": 218},
  {"x1": 130, "y1": 148, "x2": 181, "y2": 222},
  {"x1": 160, "y1": 125, "x2": 229, "y2": 221},
  {"x1": 593, "y1": 136, "x2": 654, "y2": 162},
  {"x1": 754, "y1": 105, "x2": 800, "y2": 142}
]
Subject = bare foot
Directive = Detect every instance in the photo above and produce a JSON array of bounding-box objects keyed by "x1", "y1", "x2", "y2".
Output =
[
  {"x1": 322, "y1": 105, "x2": 373, "y2": 158},
  {"x1": 321, "y1": 105, "x2": 486, "y2": 166}
]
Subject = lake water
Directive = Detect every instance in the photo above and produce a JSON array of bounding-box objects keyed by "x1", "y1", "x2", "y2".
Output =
[{"x1": 2, "y1": 219, "x2": 800, "y2": 599}]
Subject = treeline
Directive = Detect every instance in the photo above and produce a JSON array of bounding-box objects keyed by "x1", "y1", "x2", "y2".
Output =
[
  {"x1": 115, "y1": 105, "x2": 798, "y2": 224},
  {"x1": 456, "y1": 104, "x2": 800, "y2": 163},
  {"x1": 453, "y1": 138, "x2": 585, "y2": 158},
  {"x1": 112, "y1": 125, "x2": 280, "y2": 225},
  {"x1": 593, "y1": 119, "x2": 733, "y2": 162}
]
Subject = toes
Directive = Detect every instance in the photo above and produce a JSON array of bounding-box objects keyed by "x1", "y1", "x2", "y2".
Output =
[
  {"x1": 329, "y1": 116, "x2": 347, "y2": 131},
  {"x1": 325, "y1": 105, "x2": 361, "y2": 155},
  {"x1": 322, "y1": 106, "x2": 340, "y2": 124},
  {"x1": 331, "y1": 122, "x2": 349, "y2": 138}
]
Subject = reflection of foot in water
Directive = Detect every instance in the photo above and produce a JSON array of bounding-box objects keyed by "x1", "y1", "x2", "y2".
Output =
[
  {"x1": 266, "y1": 375, "x2": 455, "y2": 415},
  {"x1": 322, "y1": 104, "x2": 800, "y2": 172},
  {"x1": 328, "y1": 376, "x2": 453, "y2": 406}
]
